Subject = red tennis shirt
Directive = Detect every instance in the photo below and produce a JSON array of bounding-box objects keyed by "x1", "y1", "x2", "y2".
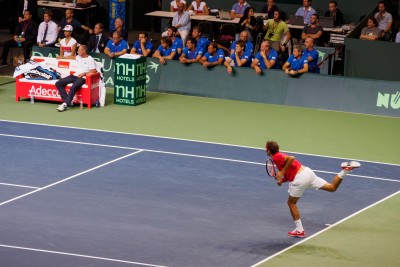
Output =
[{"x1": 271, "y1": 152, "x2": 302, "y2": 182}]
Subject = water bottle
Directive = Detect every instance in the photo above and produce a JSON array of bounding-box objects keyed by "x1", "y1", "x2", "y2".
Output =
[
  {"x1": 80, "y1": 99, "x2": 83, "y2": 109},
  {"x1": 30, "y1": 93, "x2": 34, "y2": 104},
  {"x1": 73, "y1": 0, "x2": 76, "y2": 7},
  {"x1": 17, "y1": 36, "x2": 22, "y2": 47},
  {"x1": 95, "y1": 100, "x2": 99, "y2": 108}
]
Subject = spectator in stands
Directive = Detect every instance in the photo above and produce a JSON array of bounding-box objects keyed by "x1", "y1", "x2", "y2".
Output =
[
  {"x1": 87, "y1": 23, "x2": 108, "y2": 53},
  {"x1": 396, "y1": 25, "x2": 400, "y2": 43},
  {"x1": 282, "y1": 45, "x2": 308, "y2": 76},
  {"x1": 374, "y1": 1, "x2": 393, "y2": 41},
  {"x1": 230, "y1": 0, "x2": 251, "y2": 19},
  {"x1": 130, "y1": 32, "x2": 154, "y2": 56},
  {"x1": 111, "y1": 18, "x2": 128, "y2": 41},
  {"x1": 359, "y1": 17, "x2": 381, "y2": 41},
  {"x1": 37, "y1": 10, "x2": 58, "y2": 48},
  {"x1": 261, "y1": 0, "x2": 279, "y2": 19},
  {"x1": 237, "y1": 6, "x2": 258, "y2": 42},
  {"x1": 170, "y1": 0, "x2": 187, "y2": 12},
  {"x1": 56, "y1": 45, "x2": 97, "y2": 112},
  {"x1": 187, "y1": 0, "x2": 209, "y2": 15},
  {"x1": 179, "y1": 37, "x2": 199, "y2": 64},
  {"x1": 104, "y1": 31, "x2": 129, "y2": 59},
  {"x1": 199, "y1": 42, "x2": 225, "y2": 68},
  {"x1": 294, "y1": 0, "x2": 316, "y2": 25},
  {"x1": 191, "y1": 26, "x2": 210, "y2": 61},
  {"x1": 324, "y1": 1, "x2": 344, "y2": 26},
  {"x1": 263, "y1": 10, "x2": 291, "y2": 54},
  {"x1": 1, "y1": 10, "x2": 38, "y2": 66},
  {"x1": 231, "y1": 30, "x2": 254, "y2": 56},
  {"x1": 301, "y1": 14, "x2": 323, "y2": 46},
  {"x1": 57, "y1": 25, "x2": 77, "y2": 59},
  {"x1": 9, "y1": 0, "x2": 38, "y2": 35},
  {"x1": 224, "y1": 40, "x2": 252, "y2": 74},
  {"x1": 153, "y1": 36, "x2": 177, "y2": 65},
  {"x1": 58, "y1": 9, "x2": 93, "y2": 41},
  {"x1": 165, "y1": 26, "x2": 184, "y2": 59},
  {"x1": 171, "y1": 2, "x2": 191, "y2": 45},
  {"x1": 302, "y1": 37, "x2": 319, "y2": 73},
  {"x1": 251, "y1": 40, "x2": 279, "y2": 74}
]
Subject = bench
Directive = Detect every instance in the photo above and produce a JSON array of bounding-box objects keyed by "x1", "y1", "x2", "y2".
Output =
[{"x1": 15, "y1": 57, "x2": 100, "y2": 108}]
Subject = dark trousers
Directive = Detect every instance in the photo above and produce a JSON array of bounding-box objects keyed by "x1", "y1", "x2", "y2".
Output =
[
  {"x1": 55, "y1": 75, "x2": 86, "y2": 106},
  {"x1": 1, "y1": 39, "x2": 35, "y2": 63}
]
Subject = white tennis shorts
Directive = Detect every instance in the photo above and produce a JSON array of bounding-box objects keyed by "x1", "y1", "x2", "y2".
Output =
[{"x1": 288, "y1": 167, "x2": 327, "y2": 197}]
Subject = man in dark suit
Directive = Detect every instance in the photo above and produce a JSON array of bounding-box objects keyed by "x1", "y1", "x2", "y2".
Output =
[
  {"x1": 87, "y1": 23, "x2": 109, "y2": 53},
  {"x1": 9, "y1": 0, "x2": 38, "y2": 34},
  {"x1": 1, "y1": 10, "x2": 38, "y2": 65}
]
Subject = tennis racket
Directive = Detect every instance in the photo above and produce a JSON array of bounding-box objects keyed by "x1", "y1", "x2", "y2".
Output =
[{"x1": 265, "y1": 159, "x2": 278, "y2": 177}]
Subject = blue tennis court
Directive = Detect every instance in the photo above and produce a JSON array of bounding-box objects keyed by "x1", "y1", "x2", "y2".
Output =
[{"x1": 0, "y1": 121, "x2": 399, "y2": 267}]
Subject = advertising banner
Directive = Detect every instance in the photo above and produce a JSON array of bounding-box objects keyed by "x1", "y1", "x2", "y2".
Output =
[{"x1": 114, "y1": 56, "x2": 147, "y2": 106}]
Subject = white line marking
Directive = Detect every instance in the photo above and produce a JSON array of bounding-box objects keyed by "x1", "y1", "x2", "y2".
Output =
[
  {"x1": 0, "y1": 150, "x2": 143, "y2": 207},
  {"x1": 250, "y1": 190, "x2": 400, "y2": 267},
  {"x1": 0, "y1": 244, "x2": 167, "y2": 267},
  {"x1": 1, "y1": 119, "x2": 399, "y2": 167},
  {"x1": 0, "y1": 134, "x2": 398, "y2": 183},
  {"x1": 312, "y1": 169, "x2": 400, "y2": 183},
  {"x1": 0, "y1": 182, "x2": 39, "y2": 189}
]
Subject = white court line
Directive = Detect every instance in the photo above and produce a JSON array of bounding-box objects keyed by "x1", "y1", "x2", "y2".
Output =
[
  {"x1": 1, "y1": 119, "x2": 399, "y2": 167},
  {"x1": 0, "y1": 133, "x2": 398, "y2": 184},
  {"x1": 0, "y1": 150, "x2": 143, "y2": 207},
  {"x1": 0, "y1": 182, "x2": 39, "y2": 189},
  {"x1": 251, "y1": 190, "x2": 400, "y2": 267},
  {"x1": 0, "y1": 244, "x2": 167, "y2": 267}
]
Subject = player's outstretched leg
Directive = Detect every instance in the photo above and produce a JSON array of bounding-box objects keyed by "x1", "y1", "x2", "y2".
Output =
[{"x1": 320, "y1": 161, "x2": 361, "y2": 192}]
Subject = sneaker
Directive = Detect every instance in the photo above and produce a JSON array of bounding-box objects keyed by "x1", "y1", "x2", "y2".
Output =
[
  {"x1": 288, "y1": 229, "x2": 305, "y2": 238},
  {"x1": 57, "y1": 103, "x2": 67, "y2": 112},
  {"x1": 341, "y1": 161, "x2": 361, "y2": 171}
]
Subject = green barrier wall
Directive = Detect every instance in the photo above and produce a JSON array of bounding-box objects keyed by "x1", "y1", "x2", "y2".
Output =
[
  {"x1": 146, "y1": 58, "x2": 400, "y2": 118},
  {"x1": 344, "y1": 38, "x2": 400, "y2": 82},
  {"x1": 31, "y1": 46, "x2": 400, "y2": 118}
]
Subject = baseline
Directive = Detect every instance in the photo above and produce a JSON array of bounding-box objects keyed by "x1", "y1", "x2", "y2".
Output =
[{"x1": 0, "y1": 133, "x2": 397, "y2": 184}]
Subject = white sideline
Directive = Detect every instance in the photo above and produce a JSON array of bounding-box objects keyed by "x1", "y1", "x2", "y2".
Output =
[
  {"x1": 1, "y1": 119, "x2": 399, "y2": 167},
  {"x1": 0, "y1": 244, "x2": 167, "y2": 267},
  {"x1": 0, "y1": 133, "x2": 398, "y2": 184},
  {"x1": 250, "y1": 190, "x2": 400, "y2": 267}
]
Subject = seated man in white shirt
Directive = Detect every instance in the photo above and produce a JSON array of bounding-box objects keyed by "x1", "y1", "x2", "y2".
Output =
[
  {"x1": 56, "y1": 45, "x2": 97, "y2": 112},
  {"x1": 37, "y1": 10, "x2": 58, "y2": 47}
]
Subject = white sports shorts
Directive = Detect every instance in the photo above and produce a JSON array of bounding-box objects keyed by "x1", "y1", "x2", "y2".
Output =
[{"x1": 288, "y1": 167, "x2": 327, "y2": 198}]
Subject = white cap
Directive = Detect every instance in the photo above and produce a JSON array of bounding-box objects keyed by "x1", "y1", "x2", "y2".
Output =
[{"x1": 63, "y1": 25, "x2": 73, "y2": 32}]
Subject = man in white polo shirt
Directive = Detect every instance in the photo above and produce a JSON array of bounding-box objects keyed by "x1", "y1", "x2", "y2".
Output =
[{"x1": 55, "y1": 45, "x2": 96, "y2": 112}]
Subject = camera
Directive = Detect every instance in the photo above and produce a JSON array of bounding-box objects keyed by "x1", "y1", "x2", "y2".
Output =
[{"x1": 268, "y1": 32, "x2": 274, "y2": 39}]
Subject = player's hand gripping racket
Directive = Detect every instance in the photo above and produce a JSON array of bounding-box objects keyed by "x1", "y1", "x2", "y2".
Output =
[{"x1": 266, "y1": 159, "x2": 278, "y2": 177}]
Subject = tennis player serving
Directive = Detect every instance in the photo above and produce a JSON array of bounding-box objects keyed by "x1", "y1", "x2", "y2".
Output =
[{"x1": 266, "y1": 140, "x2": 360, "y2": 238}]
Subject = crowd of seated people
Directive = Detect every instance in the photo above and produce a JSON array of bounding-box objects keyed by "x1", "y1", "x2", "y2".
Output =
[{"x1": 2, "y1": 0, "x2": 398, "y2": 74}]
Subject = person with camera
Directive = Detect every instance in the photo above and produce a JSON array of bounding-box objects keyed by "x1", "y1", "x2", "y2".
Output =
[{"x1": 263, "y1": 10, "x2": 290, "y2": 54}]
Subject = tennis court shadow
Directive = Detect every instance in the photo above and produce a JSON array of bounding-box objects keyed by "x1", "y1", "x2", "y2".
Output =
[{"x1": 246, "y1": 241, "x2": 293, "y2": 255}]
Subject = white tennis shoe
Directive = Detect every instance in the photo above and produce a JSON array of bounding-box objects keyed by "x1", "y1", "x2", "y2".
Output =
[
  {"x1": 57, "y1": 103, "x2": 67, "y2": 112},
  {"x1": 341, "y1": 161, "x2": 361, "y2": 171}
]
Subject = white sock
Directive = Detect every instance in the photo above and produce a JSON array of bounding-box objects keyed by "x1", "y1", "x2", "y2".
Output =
[
  {"x1": 338, "y1": 170, "x2": 349, "y2": 179},
  {"x1": 294, "y1": 219, "x2": 304, "y2": 232}
]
